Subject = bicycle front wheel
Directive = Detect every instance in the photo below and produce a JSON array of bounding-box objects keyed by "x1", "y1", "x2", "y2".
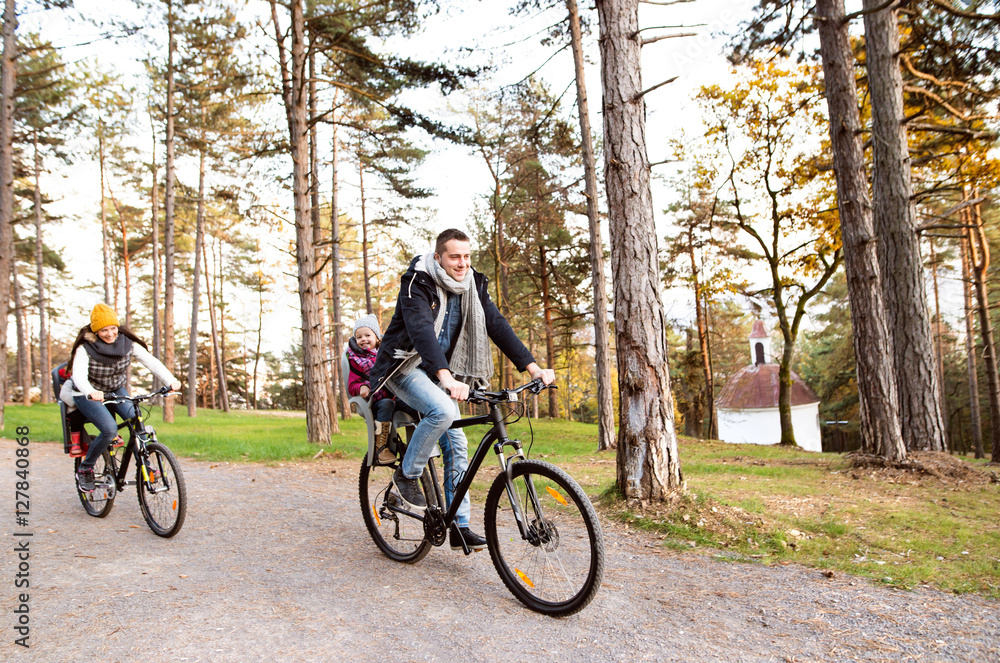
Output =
[
  {"x1": 359, "y1": 459, "x2": 436, "y2": 563},
  {"x1": 75, "y1": 452, "x2": 115, "y2": 518},
  {"x1": 136, "y1": 442, "x2": 187, "y2": 538},
  {"x1": 484, "y1": 459, "x2": 604, "y2": 616}
]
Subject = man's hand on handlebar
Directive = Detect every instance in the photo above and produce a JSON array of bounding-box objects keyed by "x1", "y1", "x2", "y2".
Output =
[
  {"x1": 437, "y1": 369, "x2": 470, "y2": 402},
  {"x1": 526, "y1": 362, "x2": 555, "y2": 387}
]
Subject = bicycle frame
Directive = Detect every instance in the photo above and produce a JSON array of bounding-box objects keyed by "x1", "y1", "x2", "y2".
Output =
[
  {"x1": 88, "y1": 390, "x2": 171, "y2": 498},
  {"x1": 393, "y1": 383, "x2": 547, "y2": 549}
]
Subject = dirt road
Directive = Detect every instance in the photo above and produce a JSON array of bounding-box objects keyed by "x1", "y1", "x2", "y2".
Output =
[{"x1": 2, "y1": 438, "x2": 997, "y2": 662}]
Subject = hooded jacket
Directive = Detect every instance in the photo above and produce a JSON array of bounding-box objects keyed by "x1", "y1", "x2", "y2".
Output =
[{"x1": 369, "y1": 255, "x2": 535, "y2": 394}]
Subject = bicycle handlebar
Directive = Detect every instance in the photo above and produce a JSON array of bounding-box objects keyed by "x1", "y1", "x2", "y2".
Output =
[
  {"x1": 467, "y1": 377, "x2": 556, "y2": 405},
  {"x1": 96, "y1": 385, "x2": 174, "y2": 405}
]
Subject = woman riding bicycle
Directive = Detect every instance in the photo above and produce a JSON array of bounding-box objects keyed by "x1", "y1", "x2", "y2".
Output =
[{"x1": 61, "y1": 304, "x2": 180, "y2": 492}]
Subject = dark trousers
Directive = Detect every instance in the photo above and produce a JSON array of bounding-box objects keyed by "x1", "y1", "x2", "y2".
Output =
[{"x1": 73, "y1": 387, "x2": 138, "y2": 471}]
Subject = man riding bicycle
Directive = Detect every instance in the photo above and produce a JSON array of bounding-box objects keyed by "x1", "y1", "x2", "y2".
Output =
[{"x1": 369, "y1": 229, "x2": 555, "y2": 552}]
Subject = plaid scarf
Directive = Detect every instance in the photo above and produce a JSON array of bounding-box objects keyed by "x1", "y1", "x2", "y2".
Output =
[{"x1": 82, "y1": 335, "x2": 133, "y2": 393}]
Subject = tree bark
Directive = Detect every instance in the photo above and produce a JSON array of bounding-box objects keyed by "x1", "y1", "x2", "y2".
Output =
[
  {"x1": 568, "y1": 0, "x2": 616, "y2": 449},
  {"x1": 597, "y1": 0, "x2": 682, "y2": 500},
  {"x1": 271, "y1": 0, "x2": 333, "y2": 443},
  {"x1": 359, "y1": 158, "x2": 372, "y2": 314},
  {"x1": 688, "y1": 238, "x2": 713, "y2": 438},
  {"x1": 150, "y1": 116, "x2": 162, "y2": 394},
  {"x1": 538, "y1": 239, "x2": 559, "y2": 417},
  {"x1": 863, "y1": 0, "x2": 947, "y2": 452},
  {"x1": 99, "y1": 134, "x2": 112, "y2": 305},
  {"x1": 965, "y1": 197, "x2": 1000, "y2": 463},
  {"x1": 0, "y1": 0, "x2": 13, "y2": 428},
  {"x1": 163, "y1": 0, "x2": 177, "y2": 422},
  {"x1": 33, "y1": 129, "x2": 49, "y2": 402},
  {"x1": 187, "y1": 149, "x2": 206, "y2": 418},
  {"x1": 203, "y1": 238, "x2": 229, "y2": 413},
  {"x1": 960, "y1": 229, "x2": 984, "y2": 458},
  {"x1": 330, "y1": 112, "x2": 349, "y2": 420},
  {"x1": 816, "y1": 0, "x2": 905, "y2": 460},
  {"x1": 309, "y1": 50, "x2": 337, "y2": 432},
  {"x1": 12, "y1": 268, "x2": 29, "y2": 404}
]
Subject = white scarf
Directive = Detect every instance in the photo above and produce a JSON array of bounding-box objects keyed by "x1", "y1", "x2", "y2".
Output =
[{"x1": 390, "y1": 253, "x2": 494, "y2": 388}]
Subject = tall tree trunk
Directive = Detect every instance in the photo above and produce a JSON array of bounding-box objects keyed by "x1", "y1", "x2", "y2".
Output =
[
  {"x1": 150, "y1": 117, "x2": 162, "y2": 394},
  {"x1": 928, "y1": 237, "x2": 949, "y2": 446},
  {"x1": 965, "y1": 197, "x2": 1000, "y2": 463},
  {"x1": 271, "y1": 0, "x2": 333, "y2": 443},
  {"x1": 597, "y1": 0, "x2": 682, "y2": 500},
  {"x1": 703, "y1": 293, "x2": 718, "y2": 437},
  {"x1": 203, "y1": 238, "x2": 230, "y2": 413},
  {"x1": 538, "y1": 239, "x2": 559, "y2": 417},
  {"x1": 359, "y1": 158, "x2": 372, "y2": 314},
  {"x1": 330, "y1": 111, "x2": 349, "y2": 419},
  {"x1": 99, "y1": 134, "x2": 112, "y2": 304},
  {"x1": 0, "y1": 0, "x2": 13, "y2": 427},
  {"x1": 960, "y1": 227, "x2": 984, "y2": 458},
  {"x1": 309, "y1": 50, "x2": 337, "y2": 432},
  {"x1": 162, "y1": 0, "x2": 177, "y2": 422},
  {"x1": 33, "y1": 129, "x2": 49, "y2": 403},
  {"x1": 12, "y1": 269, "x2": 29, "y2": 404},
  {"x1": 863, "y1": 0, "x2": 947, "y2": 453},
  {"x1": 817, "y1": 0, "x2": 905, "y2": 460},
  {"x1": 187, "y1": 149, "x2": 206, "y2": 418},
  {"x1": 688, "y1": 238, "x2": 713, "y2": 438},
  {"x1": 568, "y1": 0, "x2": 615, "y2": 449}
]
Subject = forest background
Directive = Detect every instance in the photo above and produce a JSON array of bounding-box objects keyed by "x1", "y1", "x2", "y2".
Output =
[{"x1": 1, "y1": 0, "x2": 998, "y2": 489}]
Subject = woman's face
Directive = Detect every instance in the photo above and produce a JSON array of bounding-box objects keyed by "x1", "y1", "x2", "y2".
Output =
[
  {"x1": 354, "y1": 327, "x2": 378, "y2": 351},
  {"x1": 96, "y1": 325, "x2": 119, "y2": 344}
]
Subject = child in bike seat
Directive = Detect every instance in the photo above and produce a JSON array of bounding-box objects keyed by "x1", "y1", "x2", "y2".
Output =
[
  {"x1": 61, "y1": 304, "x2": 181, "y2": 491},
  {"x1": 347, "y1": 314, "x2": 396, "y2": 463}
]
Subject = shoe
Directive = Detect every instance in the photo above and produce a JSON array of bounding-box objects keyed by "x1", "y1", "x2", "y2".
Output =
[
  {"x1": 77, "y1": 468, "x2": 96, "y2": 492},
  {"x1": 111, "y1": 435, "x2": 125, "y2": 450},
  {"x1": 375, "y1": 422, "x2": 396, "y2": 464},
  {"x1": 69, "y1": 432, "x2": 84, "y2": 458},
  {"x1": 450, "y1": 527, "x2": 487, "y2": 552},
  {"x1": 391, "y1": 468, "x2": 426, "y2": 512}
]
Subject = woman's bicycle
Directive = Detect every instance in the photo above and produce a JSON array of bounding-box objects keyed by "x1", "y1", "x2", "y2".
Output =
[
  {"x1": 358, "y1": 378, "x2": 604, "y2": 616},
  {"x1": 66, "y1": 385, "x2": 188, "y2": 538}
]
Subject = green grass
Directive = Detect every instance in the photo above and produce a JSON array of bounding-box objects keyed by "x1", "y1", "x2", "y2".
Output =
[{"x1": 5, "y1": 403, "x2": 1000, "y2": 598}]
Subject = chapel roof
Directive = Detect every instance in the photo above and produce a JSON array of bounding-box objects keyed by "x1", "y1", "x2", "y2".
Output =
[{"x1": 715, "y1": 363, "x2": 820, "y2": 410}]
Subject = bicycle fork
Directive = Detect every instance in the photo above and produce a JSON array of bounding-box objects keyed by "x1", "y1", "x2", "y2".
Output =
[{"x1": 493, "y1": 439, "x2": 547, "y2": 546}]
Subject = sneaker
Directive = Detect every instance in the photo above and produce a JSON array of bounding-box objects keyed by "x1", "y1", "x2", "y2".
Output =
[
  {"x1": 450, "y1": 527, "x2": 487, "y2": 552},
  {"x1": 374, "y1": 422, "x2": 396, "y2": 464},
  {"x1": 77, "y1": 468, "x2": 96, "y2": 492},
  {"x1": 391, "y1": 468, "x2": 426, "y2": 512},
  {"x1": 111, "y1": 435, "x2": 125, "y2": 450}
]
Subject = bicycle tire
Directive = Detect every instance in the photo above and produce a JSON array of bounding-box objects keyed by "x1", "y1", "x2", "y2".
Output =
[
  {"x1": 74, "y1": 452, "x2": 115, "y2": 518},
  {"x1": 135, "y1": 442, "x2": 187, "y2": 538},
  {"x1": 358, "y1": 458, "x2": 437, "y2": 563},
  {"x1": 484, "y1": 459, "x2": 604, "y2": 616}
]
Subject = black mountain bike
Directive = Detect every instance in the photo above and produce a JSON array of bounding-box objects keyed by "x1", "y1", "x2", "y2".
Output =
[
  {"x1": 359, "y1": 378, "x2": 604, "y2": 616},
  {"x1": 70, "y1": 387, "x2": 188, "y2": 538}
]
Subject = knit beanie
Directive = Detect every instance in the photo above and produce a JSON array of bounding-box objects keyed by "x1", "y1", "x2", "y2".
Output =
[
  {"x1": 90, "y1": 303, "x2": 119, "y2": 332},
  {"x1": 353, "y1": 313, "x2": 382, "y2": 340}
]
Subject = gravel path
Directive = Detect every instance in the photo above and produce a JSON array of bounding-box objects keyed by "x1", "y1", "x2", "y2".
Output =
[{"x1": 2, "y1": 438, "x2": 998, "y2": 662}]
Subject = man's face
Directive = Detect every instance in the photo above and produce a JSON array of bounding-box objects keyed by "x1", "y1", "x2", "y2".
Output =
[{"x1": 435, "y1": 239, "x2": 471, "y2": 282}]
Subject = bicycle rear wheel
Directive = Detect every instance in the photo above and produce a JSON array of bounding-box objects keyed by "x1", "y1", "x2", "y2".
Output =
[
  {"x1": 484, "y1": 459, "x2": 604, "y2": 616},
  {"x1": 136, "y1": 442, "x2": 187, "y2": 538},
  {"x1": 359, "y1": 459, "x2": 436, "y2": 563},
  {"x1": 75, "y1": 452, "x2": 115, "y2": 518}
]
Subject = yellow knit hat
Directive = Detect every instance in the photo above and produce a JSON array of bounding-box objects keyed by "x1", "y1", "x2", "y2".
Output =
[{"x1": 90, "y1": 303, "x2": 119, "y2": 332}]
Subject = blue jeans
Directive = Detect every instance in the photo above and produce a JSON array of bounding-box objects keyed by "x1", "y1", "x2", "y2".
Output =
[
  {"x1": 73, "y1": 387, "x2": 138, "y2": 471},
  {"x1": 388, "y1": 369, "x2": 471, "y2": 527},
  {"x1": 372, "y1": 398, "x2": 395, "y2": 423}
]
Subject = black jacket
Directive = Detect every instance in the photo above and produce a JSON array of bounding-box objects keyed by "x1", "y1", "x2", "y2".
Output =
[{"x1": 369, "y1": 256, "x2": 535, "y2": 393}]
